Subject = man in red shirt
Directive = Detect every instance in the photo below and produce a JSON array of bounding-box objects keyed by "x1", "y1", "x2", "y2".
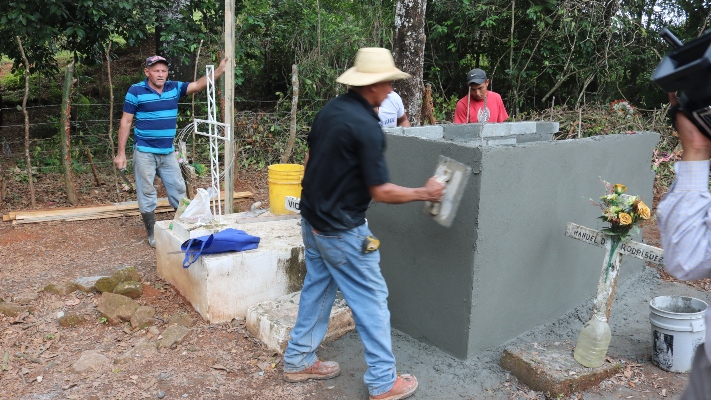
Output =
[{"x1": 453, "y1": 69, "x2": 508, "y2": 123}]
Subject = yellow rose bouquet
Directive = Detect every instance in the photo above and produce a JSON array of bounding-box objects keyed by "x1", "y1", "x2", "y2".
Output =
[
  {"x1": 596, "y1": 181, "x2": 650, "y2": 240},
  {"x1": 594, "y1": 180, "x2": 651, "y2": 281}
]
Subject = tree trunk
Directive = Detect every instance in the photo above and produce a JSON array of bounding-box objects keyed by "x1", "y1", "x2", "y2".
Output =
[
  {"x1": 106, "y1": 42, "x2": 120, "y2": 197},
  {"x1": 60, "y1": 61, "x2": 77, "y2": 205},
  {"x1": 16, "y1": 37, "x2": 36, "y2": 207},
  {"x1": 281, "y1": 64, "x2": 299, "y2": 164},
  {"x1": 393, "y1": 0, "x2": 427, "y2": 126}
]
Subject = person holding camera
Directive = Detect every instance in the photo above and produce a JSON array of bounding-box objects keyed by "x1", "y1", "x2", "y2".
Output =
[{"x1": 657, "y1": 94, "x2": 711, "y2": 400}]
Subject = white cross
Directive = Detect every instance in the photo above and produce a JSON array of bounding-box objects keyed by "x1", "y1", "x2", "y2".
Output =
[
  {"x1": 565, "y1": 222, "x2": 664, "y2": 363},
  {"x1": 192, "y1": 65, "x2": 231, "y2": 222}
]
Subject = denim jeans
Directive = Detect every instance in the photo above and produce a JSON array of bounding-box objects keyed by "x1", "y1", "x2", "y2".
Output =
[
  {"x1": 283, "y1": 219, "x2": 397, "y2": 396},
  {"x1": 133, "y1": 149, "x2": 185, "y2": 213}
]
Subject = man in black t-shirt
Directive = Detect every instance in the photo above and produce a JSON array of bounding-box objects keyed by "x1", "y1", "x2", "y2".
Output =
[{"x1": 282, "y1": 48, "x2": 444, "y2": 400}]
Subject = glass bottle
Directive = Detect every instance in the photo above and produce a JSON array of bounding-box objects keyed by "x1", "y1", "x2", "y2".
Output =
[{"x1": 573, "y1": 313, "x2": 612, "y2": 368}]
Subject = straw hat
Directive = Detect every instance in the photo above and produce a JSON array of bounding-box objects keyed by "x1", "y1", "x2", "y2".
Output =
[{"x1": 337, "y1": 48, "x2": 411, "y2": 86}]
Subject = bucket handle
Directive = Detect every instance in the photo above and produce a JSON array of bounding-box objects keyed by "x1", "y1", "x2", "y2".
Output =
[{"x1": 651, "y1": 313, "x2": 706, "y2": 332}]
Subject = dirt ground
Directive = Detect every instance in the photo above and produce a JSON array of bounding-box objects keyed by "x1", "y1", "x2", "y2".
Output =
[{"x1": 0, "y1": 176, "x2": 709, "y2": 400}]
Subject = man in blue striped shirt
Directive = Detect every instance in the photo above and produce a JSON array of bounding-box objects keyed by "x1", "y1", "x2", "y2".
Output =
[
  {"x1": 114, "y1": 55, "x2": 228, "y2": 247},
  {"x1": 657, "y1": 95, "x2": 711, "y2": 400}
]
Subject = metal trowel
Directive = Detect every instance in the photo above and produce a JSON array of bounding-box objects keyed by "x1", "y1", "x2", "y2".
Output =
[{"x1": 423, "y1": 156, "x2": 471, "y2": 227}]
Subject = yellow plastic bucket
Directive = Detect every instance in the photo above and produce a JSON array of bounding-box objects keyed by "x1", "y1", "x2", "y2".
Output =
[{"x1": 268, "y1": 164, "x2": 304, "y2": 215}]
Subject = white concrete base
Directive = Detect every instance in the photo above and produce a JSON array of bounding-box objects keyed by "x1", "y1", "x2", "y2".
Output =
[
  {"x1": 246, "y1": 291, "x2": 355, "y2": 354},
  {"x1": 155, "y1": 215, "x2": 306, "y2": 323}
]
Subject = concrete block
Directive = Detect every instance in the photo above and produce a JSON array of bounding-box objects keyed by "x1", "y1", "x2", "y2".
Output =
[
  {"x1": 246, "y1": 291, "x2": 355, "y2": 354},
  {"x1": 516, "y1": 132, "x2": 553, "y2": 144},
  {"x1": 480, "y1": 123, "x2": 512, "y2": 137},
  {"x1": 485, "y1": 137, "x2": 517, "y2": 146},
  {"x1": 500, "y1": 341, "x2": 622, "y2": 396},
  {"x1": 155, "y1": 217, "x2": 307, "y2": 322},
  {"x1": 536, "y1": 121, "x2": 560, "y2": 134},
  {"x1": 401, "y1": 125, "x2": 444, "y2": 140},
  {"x1": 382, "y1": 127, "x2": 404, "y2": 136},
  {"x1": 442, "y1": 123, "x2": 482, "y2": 141},
  {"x1": 508, "y1": 121, "x2": 538, "y2": 135}
]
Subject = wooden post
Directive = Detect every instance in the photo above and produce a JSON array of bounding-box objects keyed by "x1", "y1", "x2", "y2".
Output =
[
  {"x1": 281, "y1": 64, "x2": 299, "y2": 164},
  {"x1": 86, "y1": 148, "x2": 102, "y2": 187},
  {"x1": 106, "y1": 42, "x2": 121, "y2": 197},
  {"x1": 60, "y1": 61, "x2": 77, "y2": 205},
  {"x1": 16, "y1": 36, "x2": 36, "y2": 207},
  {"x1": 223, "y1": 0, "x2": 235, "y2": 213}
]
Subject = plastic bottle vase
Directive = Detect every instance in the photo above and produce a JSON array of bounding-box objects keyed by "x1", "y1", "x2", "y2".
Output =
[{"x1": 573, "y1": 314, "x2": 612, "y2": 368}]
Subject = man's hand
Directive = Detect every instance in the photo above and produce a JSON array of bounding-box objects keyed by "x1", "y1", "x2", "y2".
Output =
[
  {"x1": 114, "y1": 153, "x2": 127, "y2": 170},
  {"x1": 671, "y1": 94, "x2": 711, "y2": 161},
  {"x1": 424, "y1": 176, "x2": 446, "y2": 202},
  {"x1": 215, "y1": 56, "x2": 230, "y2": 79}
]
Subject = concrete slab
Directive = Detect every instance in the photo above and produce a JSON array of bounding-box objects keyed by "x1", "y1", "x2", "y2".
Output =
[
  {"x1": 508, "y1": 121, "x2": 538, "y2": 135},
  {"x1": 401, "y1": 125, "x2": 444, "y2": 140},
  {"x1": 155, "y1": 216, "x2": 306, "y2": 323},
  {"x1": 246, "y1": 291, "x2": 355, "y2": 354},
  {"x1": 500, "y1": 341, "x2": 622, "y2": 396},
  {"x1": 516, "y1": 132, "x2": 553, "y2": 144},
  {"x1": 485, "y1": 137, "x2": 517, "y2": 146}
]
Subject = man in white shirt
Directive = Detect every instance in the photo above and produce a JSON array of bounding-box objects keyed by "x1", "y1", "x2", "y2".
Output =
[
  {"x1": 376, "y1": 91, "x2": 411, "y2": 127},
  {"x1": 657, "y1": 94, "x2": 711, "y2": 400}
]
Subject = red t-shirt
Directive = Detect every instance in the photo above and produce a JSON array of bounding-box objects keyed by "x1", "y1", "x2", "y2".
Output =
[{"x1": 453, "y1": 91, "x2": 508, "y2": 123}]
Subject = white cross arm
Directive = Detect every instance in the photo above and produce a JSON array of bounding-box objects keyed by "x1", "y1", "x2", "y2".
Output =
[
  {"x1": 193, "y1": 119, "x2": 232, "y2": 141},
  {"x1": 565, "y1": 222, "x2": 664, "y2": 266}
]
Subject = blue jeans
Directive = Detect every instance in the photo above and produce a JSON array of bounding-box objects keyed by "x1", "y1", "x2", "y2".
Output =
[
  {"x1": 283, "y1": 219, "x2": 397, "y2": 396},
  {"x1": 133, "y1": 149, "x2": 185, "y2": 213}
]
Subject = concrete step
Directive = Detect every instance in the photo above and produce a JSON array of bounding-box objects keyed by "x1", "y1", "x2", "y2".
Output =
[{"x1": 246, "y1": 291, "x2": 355, "y2": 354}]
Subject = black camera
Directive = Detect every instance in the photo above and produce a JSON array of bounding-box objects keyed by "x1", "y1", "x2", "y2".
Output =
[{"x1": 652, "y1": 28, "x2": 711, "y2": 139}]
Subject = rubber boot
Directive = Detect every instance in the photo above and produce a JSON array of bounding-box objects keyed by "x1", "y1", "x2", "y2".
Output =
[{"x1": 141, "y1": 212, "x2": 156, "y2": 248}]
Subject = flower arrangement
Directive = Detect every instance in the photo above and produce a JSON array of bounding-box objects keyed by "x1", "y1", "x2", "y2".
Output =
[
  {"x1": 610, "y1": 100, "x2": 635, "y2": 121},
  {"x1": 595, "y1": 181, "x2": 650, "y2": 241}
]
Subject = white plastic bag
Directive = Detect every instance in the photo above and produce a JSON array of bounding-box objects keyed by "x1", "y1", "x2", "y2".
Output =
[{"x1": 179, "y1": 187, "x2": 216, "y2": 224}]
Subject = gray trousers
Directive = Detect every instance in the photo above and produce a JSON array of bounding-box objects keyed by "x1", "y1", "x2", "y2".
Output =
[{"x1": 681, "y1": 344, "x2": 711, "y2": 400}]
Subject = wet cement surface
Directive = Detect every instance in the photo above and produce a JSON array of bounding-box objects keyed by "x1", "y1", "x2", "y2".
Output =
[{"x1": 298, "y1": 267, "x2": 704, "y2": 399}]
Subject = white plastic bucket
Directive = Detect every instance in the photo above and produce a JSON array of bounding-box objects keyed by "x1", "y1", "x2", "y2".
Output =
[{"x1": 649, "y1": 296, "x2": 707, "y2": 373}]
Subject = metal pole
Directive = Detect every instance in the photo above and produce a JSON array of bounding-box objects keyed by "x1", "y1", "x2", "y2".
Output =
[{"x1": 223, "y1": 0, "x2": 235, "y2": 213}]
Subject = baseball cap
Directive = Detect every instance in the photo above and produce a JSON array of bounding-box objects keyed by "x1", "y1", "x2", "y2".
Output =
[
  {"x1": 466, "y1": 68, "x2": 487, "y2": 85},
  {"x1": 145, "y1": 55, "x2": 168, "y2": 67}
]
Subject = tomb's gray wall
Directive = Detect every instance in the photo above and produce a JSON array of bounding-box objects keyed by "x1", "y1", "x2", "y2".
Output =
[
  {"x1": 369, "y1": 135, "x2": 483, "y2": 359},
  {"x1": 368, "y1": 126, "x2": 659, "y2": 360},
  {"x1": 468, "y1": 133, "x2": 658, "y2": 357}
]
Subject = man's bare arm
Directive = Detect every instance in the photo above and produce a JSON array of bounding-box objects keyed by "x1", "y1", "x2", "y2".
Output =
[
  {"x1": 369, "y1": 177, "x2": 444, "y2": 204},
  {"x1": 113, "y1": 112, "x2": 134, "y2": 169},
  {"x1": 186, "y1": 57, "x2": 229, "y2": 95}
]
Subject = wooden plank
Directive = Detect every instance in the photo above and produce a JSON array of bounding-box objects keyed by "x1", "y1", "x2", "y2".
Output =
[{"x1": 6, "y1": 191, "x2": 253, "y2": 222}]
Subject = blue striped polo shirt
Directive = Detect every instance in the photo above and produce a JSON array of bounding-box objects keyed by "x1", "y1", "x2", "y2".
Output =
[{"x1": 123, "y1": 79, "x2": 188, "y2": 154}]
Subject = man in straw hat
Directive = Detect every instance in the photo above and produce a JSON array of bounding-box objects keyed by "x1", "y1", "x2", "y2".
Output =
[
  {"x1": 453, "y1": 68, "x2": 508, "y2": 123},
  {"x1": 282, "y1": 47, "x2": 445, "y2": 400}
]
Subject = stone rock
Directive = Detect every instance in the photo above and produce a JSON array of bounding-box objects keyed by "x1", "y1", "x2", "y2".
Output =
[
  {"x1": 58, "y1": 312, "x2": 87, "y2": 328},
  {"x1": 167, "y1": 313, "x2": 193, "y2": 328},
  {"x1": 113, "y1": 266, "x2": 141, "y2": 283},
  {"x1": 13, "y1": 291, "x2": 39, "y2": 305},
  {"x1": 73, "y1": 276, "x2": 106, "y2": 293},
  {"x1": 97, "y1": 292, "x2": 139, "y2": 325},
  {"x1": 157, "y1": 325, "x2": 191, "y2": 348},
  {"x1": 0, "y1": 302, "x2": 29, "y2": 317},
  {"x1": 113, "y1": 281, "x2": 143, "y2": 299},
  {"x1": 44, "y1": 281, "x2": 77, "y2": 296},
  {"x1": 500, "y1": 341, "x2": 622, "y2": 397},
  {"x1": 72, "y1": 350, "x2": 109, "y2": 373},
  {"x1": 95, "y1": 277, "x2": 120, "y2": 293},
  {"x1": 115, "y1": 338, "x2": 158, "y2": 364},
  {"x1": 130, "y1": 306, "x2": 156, "y2": 330},
  {"x1": 148, "y1": 326, "x2": 161, "y2": 336}
]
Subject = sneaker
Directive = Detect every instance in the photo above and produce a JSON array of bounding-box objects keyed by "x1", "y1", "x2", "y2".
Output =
[
  {"x1": 369, "y1": 374, "x2": 418, "y2": 400},
  {"x1": 283, "y1": 360, "x2": 341, "y2": 383}
]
